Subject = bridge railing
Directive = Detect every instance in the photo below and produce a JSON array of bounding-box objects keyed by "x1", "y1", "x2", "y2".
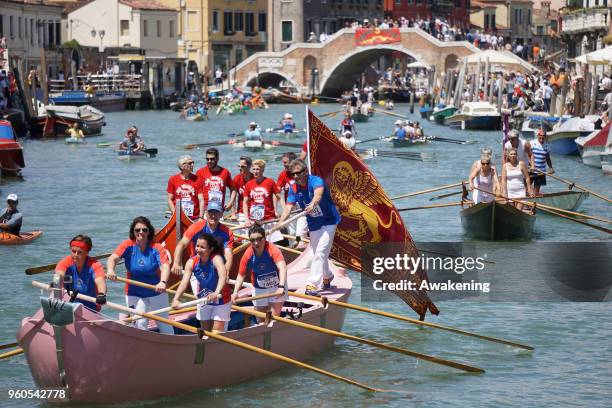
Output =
[{"x1": 49, "y1": 74, "x2": 145, "y2": 94}]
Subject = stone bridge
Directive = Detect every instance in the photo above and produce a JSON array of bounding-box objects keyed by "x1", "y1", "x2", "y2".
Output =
[{"x1": 233, "y1": 28, "x2": 479, "y2": 96}]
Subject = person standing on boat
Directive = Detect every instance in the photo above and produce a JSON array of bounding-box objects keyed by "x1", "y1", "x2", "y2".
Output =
[
  {"x1": 530, "y1": 128, "x2": 554, "y2": 195},
  {"x1": 277, "y1": 153, "x2": 308, "y2": 242},
  {"x1": 119, "y1": 127, "x2": 144, "y2": 152},
  {"x1": 280, "y1": 113, "x2": 296, "y2": 133},
  {"x1": 66, "y1": 122, "x2": 84, "y2": 141},
  {"x1": 340, "y1": 112, "x2": 355, "y2": 136},
  {"x1": 0, "y1": 193, "x2": 22, "y2": 235},
  {"x1": 503, "y1": 129, "x2": 532, "y2": 167},
  {"x1": 232, "y1": 224, "x2": 287, "y2": 320},
  {"x1": 393, "y1": 120, "x2": 407, "y2": 140},
  {"x1": 243, "y1": 160, "x2": 282, "y2": 236},
  {"x1": 196, "y1": 148, "x2": 236, "y2": 213},
  {"x1": 107, "y1": 216, "x2": 174, "y2": 334},
  {"x1": 277, "y1": 159, "x2": 341, "y2": 296},
  {"x1": 244, "y1": 122, "x2": 263, "y2": 142},
  {"x1": 469, "y1": 154, "x2": 500, "y2": 204},
  {"x1": 470, "y1": 147, "x2": 494, "y2": 173},
  {"x1": 502, "y1": 147, "x2": 533, "y2": 210},
  {"x1": 172, "y1": 201, "x2": 234, "y2": 276},
  {"x1": 54, "y1": 235, "x2": 107, "y2": 311},
  {"x1": 230, "y1": 156, "x2": 254, "y2": 221},
  {"x1": 172, "y1": 233, "x2": 231, "y2": 333},
  {"x1": 167, "y1": 155, "x2": 204, "y2": 221}
]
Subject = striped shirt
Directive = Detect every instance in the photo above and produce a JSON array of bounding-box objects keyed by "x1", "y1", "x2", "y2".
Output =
[{"x1": 531, "y1": 140, "x2": 550, "y2": 172}]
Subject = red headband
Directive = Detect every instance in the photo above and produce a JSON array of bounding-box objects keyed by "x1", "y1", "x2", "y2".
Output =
[{"x1": 70, "y1": 240, "x2": 91, "y2": 252}]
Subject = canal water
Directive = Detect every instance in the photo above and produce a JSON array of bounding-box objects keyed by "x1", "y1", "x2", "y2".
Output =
[{"x1": 1, "y1": 104, "x2": 610, "y2": 407}]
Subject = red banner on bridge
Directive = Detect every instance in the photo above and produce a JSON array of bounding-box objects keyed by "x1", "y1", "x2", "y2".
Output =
[{"x1": 355, "y1": 28, "x2": 401, "y2": 46}]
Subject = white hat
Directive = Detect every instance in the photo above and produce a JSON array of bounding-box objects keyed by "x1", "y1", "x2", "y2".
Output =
[
  {"x1": 395, "y1": 120, "x2": 403, "y2": 125},
  {"x1": 7, "y1": 193, "x2": 18, "y2": 202},
  {"x1": 249, "y1": 122, "x2": 257, "y2": 126},
  {"x1": 284, "y1": 113, "x2": 292, "y2": 119}
]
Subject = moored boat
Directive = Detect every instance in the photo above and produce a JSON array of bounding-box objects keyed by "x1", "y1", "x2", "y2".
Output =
[
  {"x1": 575, "y1": 122, "x2": 611, "y2": 168},
  {"x1": 17, "y1": 250, "x2": 350, "y2": 403},
  {"x1": 0, "y1": 120, "x2": 25, "y2": 175},
  {"x1": 420, "y1": 106, "x2": 433, "y2": 119},
  {"x1": 447, "y1": 102, "x2": 501, "y2": 131},
  {"x1": 546, "y1": 115, "x2": 598, "y2": 155},
  {"x1": 520, "y1": 115, "x2": 564, "y2": 139},
  {"x1": 49, "y1": 91, "x2": 126, "y2": 112},
  {"x1": 531, "y1": 191, "x2": 589, "y2": 211},
  {"x1": 0, "y1": 230, "x2": 43, "y2": 245},
  {"x1": 460, "y1": 201, "x2": 535, "y2": 240},
  {"x1": 41, "y1": 105, "x2": 105, "y2": 137},
  {"x1": 600, "y1": 146, "x2": 612, "y2": 175},
  {"x1": 430, "y1": 106, "x2": 458, "y2": 125}
]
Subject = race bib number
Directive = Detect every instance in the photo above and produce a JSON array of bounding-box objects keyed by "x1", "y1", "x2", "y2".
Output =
[
  {"x1": 256, "y1": 271, "x2": 279, "y2": 289},
  {"x1": 250, "y1": 204, "x2": 265, "y2": 221},
  {"x1": 197, "y1": 287, "x2": 218, "y2": 303},
  {"x1": 308, "y1": 204, "x2": 323, "y2": 218},
  {"x1": 208, "y1": 190, "x2": 223, "y2": 204},
  {"x1": 180, "y1": 199, "x2": 194, "y2": 217}
]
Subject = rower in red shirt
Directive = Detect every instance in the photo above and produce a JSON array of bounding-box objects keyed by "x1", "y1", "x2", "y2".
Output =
[
  {"x1": 195, "y1": 148, "x2": 235, "y2": 212},
  {"x1": 276, "y1": 152, "x2": 296, "y2": 205},
  {"x1": 243, "y1": 159, "x2": 282, "y2": 233},
  {"x1": 167, "y1": 155, "x2": 204, "y2": 220},
  {"x1": 230, "y1": 156, "x2": 254, "y2": 221}
]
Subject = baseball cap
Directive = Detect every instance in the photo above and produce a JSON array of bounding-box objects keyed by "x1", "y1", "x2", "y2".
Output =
[
  {"x1": 207, "y1": 201, "x2": 223, "y2": 212},
  {"x1": 7, "y1": 193, "x2": 18, "y2": 202}
]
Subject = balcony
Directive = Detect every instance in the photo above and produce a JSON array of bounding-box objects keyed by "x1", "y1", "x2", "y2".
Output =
[{"x1": 561, "y1": 8, "x2": 610, "y2": 34}]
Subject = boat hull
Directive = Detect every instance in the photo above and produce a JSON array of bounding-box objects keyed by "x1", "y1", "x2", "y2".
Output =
[
  {"x1": 460, "y1": 201, "x2": 535, "y2": 240},
  {"x1": 431, "y1": 107, "x2": 457, "y2": 124},
  {"x1": 0, "y1": 230, "x2": 42, "y2": 245},
  {"x1": 547, "y1": 132, "x2": 589, "y2": 155},
  {"x1": 457, "y1": 116, "x2": 501, "y2": 131},
  {"x1": 0, "y1": 143, "x2": 26, "y2": 174},
  {"x1": 389, "y1": 138, "x2": 427, "y2": 148},
  {"x1": 531, "y1": 191, "x2": 588, "y2": 212},
  {"x1": 352, "y1": 113, "x2": 369, "y2": 123},
  {"x1": 17, "y1": 256, "x2": 351, "y2": 403},
  {"x1": 601, "y1": 153, "x2": 612, "y2": 175},
  {"x1": 49, "y1": 91, "x2": 126, "y2": 113}
]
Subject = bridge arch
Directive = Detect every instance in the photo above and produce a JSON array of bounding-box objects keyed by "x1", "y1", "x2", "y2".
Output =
[
  {"x1": 319, "y1": 44, "x2": 425, "y2": 96},
  {"x1": 244, "y1": 69, "x2": 300, "y2": 91}
]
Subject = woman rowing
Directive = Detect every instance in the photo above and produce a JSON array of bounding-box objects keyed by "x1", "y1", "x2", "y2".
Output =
[
  {"x1": 502, "y1": 147, "x2": 534, "y2": 210},
  {"x1": 107, "y1": 216, "x2": 174, "y2": 334},
  {"x1": 340, "y1": 111, "x2": 356, "y2": 137},
  {"x1": 469, "y1": 153, "x2": 500, "y2": 204},
  {"x1": 172, "y1": 233, "x2": 231, "y2": 333},
  {"x1": 232, "y1": 225, "x2": 287, "y2": 321},
  {"x1": 54, "y1": 234, "x2": 107, "y2": 311},
  {"x1": 243, "y1": 159, "x2": 283, "y2": 241}
]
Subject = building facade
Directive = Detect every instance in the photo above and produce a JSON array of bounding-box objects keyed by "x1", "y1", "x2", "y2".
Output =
[
  {"x1": 304, "y1": 0, "x2": 384, "y2": 39},
  {"x1": 532, "y1": 1, "x2": 561, "y2": 55},
  {"x1": 0, "y1": 0, "x2": 64, "y2": 75},
  {"x1": 560, "y1": 0, "x2": 611, "y2": 58},
  {"x1": 385, "y1": 0, "x2": 472, "y2": 29},
  {"x1": 268, "y1": 0, "x2": 304, "y2": 52}
]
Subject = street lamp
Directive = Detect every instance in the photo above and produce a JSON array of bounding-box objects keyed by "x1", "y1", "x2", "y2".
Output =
[{"x1": 91, "y1": 29, "x2": 106, "y2": 71}]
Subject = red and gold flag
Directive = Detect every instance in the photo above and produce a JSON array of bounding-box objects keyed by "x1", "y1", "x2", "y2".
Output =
[
  {"x1": 307, "y1": 109, "x2": 439, "y2": 319},
  {"x1": 355, "y1": 28, "x2": 401, "y2": 46}
]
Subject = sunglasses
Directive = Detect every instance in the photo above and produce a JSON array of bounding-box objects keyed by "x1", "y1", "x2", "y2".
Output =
[
  {"x1": 481, "y1": 162, "x2": 490, "y2": 165},
  {"x1": 184, "y1": 161, "x2": 194, "y2": 165},
  {"x1": 206, "y1": 157, "x2": 217, "y2": 161},
  {"x1": 290, "y1": 169, "x2": 306, "y2": 177},
  {"x1": 238, "y1": 164, "x2": 248, "y2": 168},
  {"x1": 134, "y1": 228, "x2": 149, "y2": 233},
  {"x1": 249, "y1": 236, "x2": 265, "y2": 243}
]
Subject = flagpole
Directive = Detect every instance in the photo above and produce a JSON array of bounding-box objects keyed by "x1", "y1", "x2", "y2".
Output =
[{"x1": 306, "y1": 105, "x2": 312, "y2": 173}]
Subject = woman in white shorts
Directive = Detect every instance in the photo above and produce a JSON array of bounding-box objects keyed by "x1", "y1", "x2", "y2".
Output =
[
  {"x1": 232, "y1": 225, "x2": 287, "y2": 320},
  {"x1": 171, "y1": 233, "x2": 231, "y2": 332}
]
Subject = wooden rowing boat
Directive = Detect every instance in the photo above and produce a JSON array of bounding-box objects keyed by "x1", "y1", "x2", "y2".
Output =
[
  {"x1": 351, "y1": 112, "x2": 369, "y2": 123},
  {"x1": 386, "y1": 137, "x2": 428, "y2": 148},
  {"x1": 0, "y1": 230, "x2": 43, "y2": 245},
  {"x1": 460, "y1": 201, "x2": 535, "y2": 240},
  {"x1": 530, "y1": 191, "x2": 589, "y2": 212},
  {"x1": 17, "y1": 250, "x2": 349, "y2": 403},
  {"x1": 430, "y1": 106, "x2": 458, "y2": 124}
]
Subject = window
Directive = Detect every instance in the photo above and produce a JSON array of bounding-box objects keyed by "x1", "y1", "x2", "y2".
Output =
[
  {"x1": 258, "y1": 12, "x2": 266, "y2": 32},
  {"x1": 281, "y1": 20, "x2": 292, "y2": 42},
  {"x1": 143, "y1": 20, "x2": 148, "y2": 37},
  {"x1": 48, "y1": 21, "x2": 54, "y2": 45},
  {"x1": 120, "y1": 20, "x2": 129, "y2": 36},
  {"x1": 455, "y1": 0, "x2": 462, "y2": 6},
  {"x1": 212, "y1": 11, "x2": 219, "y2": 32},
  {"x1": 224, "y1": 11, "x2": 233, "y2": 35},
  {"x1": 24, "y1": 18, "x2": 27, "y2": 39},
  {"x1": 246, "y1": 12, "x2": 255, "y2": 35},
  {"x1": 187, "y1": 11, "x2": 198, "y2": 32},
  {"x1": 527, "y1": 10, "x2": 531, "y2": 25},
  {"x1": 55, "y1": 21, "x2": 61, "y2": 44},
  {"x1": 169, "y1": 20, "x2": 174, "y2": 37},
  {"x1": 491, "y1": 14, "x2": 495, "y2": 30},
  {"x1": 0, "y1": 15, "x2": 3, "y2": 38},
  {"x1": 9, "y1": 16, "x2": 13, "y2": 38},
  {"x1": 18, "y1": 17, "x2": 22, "y2": 39},
  {"x1": 156, "y1": 20, "x2": 161, "y2": 37},
  {"x1": 235, "y1": 12, "x2": 244, "y2": 32},
  {"x1": 485, "y1": 14, "x2": 489, "y2": 30}
]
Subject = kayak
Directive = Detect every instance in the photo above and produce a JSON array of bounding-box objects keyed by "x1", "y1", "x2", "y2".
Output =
[
  {"x1": 186, "y1": 114, "x2": 204, "y2": 122},
  {"x1": 65, "y1": 137, "x2": 86, "y2": 144},
  {"x1": 117, "y1": 148, "x2": 158, "y2": 160},
  {"x1": 0, "y1": 230, "x2": 43, "y2": 245}
]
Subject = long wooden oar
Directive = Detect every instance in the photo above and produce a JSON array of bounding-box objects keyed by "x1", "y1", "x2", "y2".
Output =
[
  {"x1": 533, "y1": 169, "x2": 611, "y2": 204},
  {"x1": 0, "y1": 348, "x2": 24, "y2": 360},
  {"x1": 183, "y1": 140, "x2": 230, "y2": 150},
  {"x1": 94, "y1": 279, "x2": 382, "y2": 392},
  {"x1": 430, "y1": 191, "x2": 464, "y2": 201},
  {"x1": 0, "y1": 342, "x2": 19, "y2": 350},
  {"x1": 232, "y1": 306, "x2": 484, "y2": 373},
  {"x1": 320, "y1": 109, "x2": 343, "y2": 118},
  {"x1": 391, "y1": 182, "x2": 464, "y2": 200},
  {"x1": 397, "y1": 201, "x2": 468, "y2": 212},
  {"x1": 428, "y1": 136, "x2": 476, "y2": 145},
  {"x1": 26, "y1": 253, "x2": 113, "y2": 275},
  {"x1": 528, "y1": 201, "x2": 612, "y2": 224},
  {"x1": 372, "y1": 108, "x2": 408, "y2": 120},
  {"x1": 288, "y1": 292, "x2": 533, "y2": 350}
]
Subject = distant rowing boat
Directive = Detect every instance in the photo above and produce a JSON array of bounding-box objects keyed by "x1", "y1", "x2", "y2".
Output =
[
  {"x1": 460, "y1": 201, "x2": 535, "y2": 240},
  {"x1": 0, "y1": 230, "x2": 43, "y2": 245}
]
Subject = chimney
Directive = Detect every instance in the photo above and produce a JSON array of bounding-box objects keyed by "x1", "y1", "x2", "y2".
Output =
[{"x1": 541, "y1": 1, "x2": 551, "y2": 18}]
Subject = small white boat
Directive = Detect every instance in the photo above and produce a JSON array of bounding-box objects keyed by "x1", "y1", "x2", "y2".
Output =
[
  {"x1": 547, "y1": 115, "x2": 599, "y2": 155},
  {"x1": 65, "y1": 137, "x2": 85, "y2": 145},
  {"x1": 447, "y1": 102, "x2": 501, "y2": 130},
  {"x1": 521, "y1": 115, "x2": 566, "y2": 139},
  {"x1": 575, "y1": 122, "x2": 611, "y2": 168}
]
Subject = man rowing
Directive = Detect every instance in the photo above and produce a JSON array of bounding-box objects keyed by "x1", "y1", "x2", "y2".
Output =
[
  {"x1": 277, "y1": 152, "x2": 308, "y2": 243},
  {"x1": 277, "y1": 159, "x2": 341, "y2": 296},
  {"x1": 167, "y1": 155, "x2": 203, "y2": 221},
  {"x1": 279, "y1": 113, "x2": 296, "y2": 133},
  {"x1": 243, "y1": 160, "x2": 283, "y2": 243},
  {"x1": 530, "y1": 128, "x2": 554, "y2": 195},
  {"x1": 0, "y1": 193, "x2": 22, "y2": 235},
  {"x1": 503, "y1": 129, "x2": 532, "y2": 167},
  {"x1": 245, "y1": 122, "x2": 263, "y2": 142},
  {"x1": 393, "y1": 120, "x2": 407, "y2": 140},
  {"x1": 195, "y1": 148, "x2": 236, "y2": 213},
  {"x1": 119, "y1": 127, "x2": 144, "y2": 152},
  {"x1": 230, "y1": 156, "x2": 254, "y2": 221}
]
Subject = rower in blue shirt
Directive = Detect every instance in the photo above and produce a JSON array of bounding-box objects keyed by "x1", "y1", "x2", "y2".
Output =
[{"x1": 393, "y1": 120, "x2": 407, "y2": 140}]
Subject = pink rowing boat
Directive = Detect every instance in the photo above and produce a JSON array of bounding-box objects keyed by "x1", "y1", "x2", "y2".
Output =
[{"x1": 17, "y1": 250, "x2": 350, "y2": 403}]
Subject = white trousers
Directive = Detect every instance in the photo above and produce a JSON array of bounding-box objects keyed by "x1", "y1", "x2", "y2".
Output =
[
  {"x1": 126, "y1": 293, "x2": 174, "y2": 334},
  {"x1": 287, "y1": 215, "x2": 308, "y2": 239},
  {"x1": 307, "y1": 224, "x2": 337, "y2": 289}
]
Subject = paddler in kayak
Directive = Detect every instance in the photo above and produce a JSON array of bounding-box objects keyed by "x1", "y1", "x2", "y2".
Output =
[
  {"x1": 245, "y1": 121, "x2": 263, "y2": 142},
  {"x1": 197, "y1": 100, "x2": 209, "y2": 121},
  {"x1": 119, "y1": 127, "x2": 145, "y2": 152},
  {"x1": 66, "y1": 122, "x2": 84, "y2": 141},
  {"x1": 0, "y1": 193, "x2": 22, "y2": 235},
  {"x1": 279, "y1": 113, "x2": 296, "y2": 133}
]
